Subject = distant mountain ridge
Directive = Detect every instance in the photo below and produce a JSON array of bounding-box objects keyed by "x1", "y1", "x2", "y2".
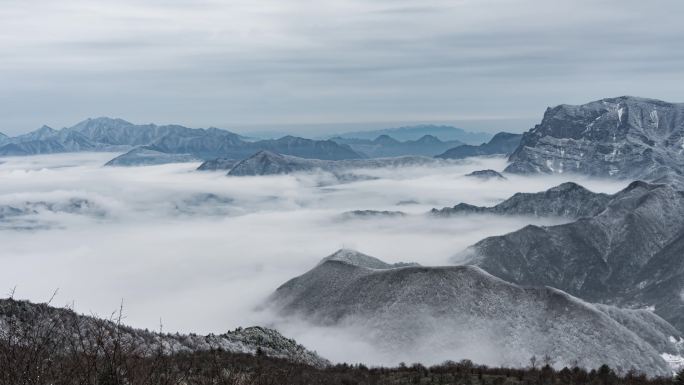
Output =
[
  {"x1": 224, "y1": 150, "x2": 444, "y2": 176},
  {"x1": 332, "y1": 124, "x2": 491, "y2": 144},
  {"x1": 506, "y1": 96, "x2": 684, "y2": 182},
  {"x1": 432, "y1": 182, "x2": 611, "y2": 219},
  {"x1": 0, "y1": 117, "x2": 363, "y2": 162},
  {"x1": 269, "y1": 249, "x2": 683, "y2": 376},
  {"x1": 330, "y1": 134, "x2": 464, "y2": 157},
  {"x1": 436, "y1": 132, "x2": 522, "y2": 159}
]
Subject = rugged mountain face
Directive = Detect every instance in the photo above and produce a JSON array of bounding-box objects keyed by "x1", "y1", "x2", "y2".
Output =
[
  {"x1": 333, "y1": 124, "x2": 491, "y2": 144},
  {"x1": 0, "y1": 132, "x2": 8, "y2": 142},
  {"x1": 458, "y1": 181, "x2": 684, "y2": 330},
  {"x1": 269, "y1": 249, "x2": 682, "y2": 376},
  {"x1": 433, "y1": 182, "x2": 611, "y2": 219},
  {"x1": 197, "y1": 158, "x2": 240, "y2": 171},
  {"x1": 436, "y1": 132, "x2": 522, "y2": 159},
  {"x1": 0, "y1": 298, "x2": 328, "y2": 368},
  {"x1": 505, "y1": 96, "x2": 684, "y2": 181},
  {"x1": 465, "y1": 169, "x2": 506, "y2": 180},
  {"x1": 227, "y1": 150, "x2": 443, "y2": 176},
  {"x1": 104, "y1": 146, "x2": 199, "y2": 166},
  {"x1": 331, "y1": 135, "x2": 464, "y2": 157}
]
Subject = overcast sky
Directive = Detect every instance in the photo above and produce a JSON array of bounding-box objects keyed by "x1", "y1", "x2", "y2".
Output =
[{"x1": 1, "y1": 0, "x2": 683, "y2": 136}]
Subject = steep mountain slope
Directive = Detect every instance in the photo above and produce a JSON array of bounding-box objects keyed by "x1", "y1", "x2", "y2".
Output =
[
  {"x1": 104, "y1": 146, "x2": 199, "y2": 166},
  {"x1": 331, "y1": 135, "x2": 464, "y2": 157},
  {"x1": 269, "y1": 250, "x2": 682, "y2": 376},
  {"x1": 436, "y1": 132, "x2": 522, "y2": 159},
  {"x1": 505, "y1": 96, "x2": 684, "y2": 181},
  {"x1": 0, "y1": 298, "x2": 328, "y2": 368},
  {"x1": 432, "y1": 182, "x2": 611, "y2": 219},
  {"x1": 0, "y1": 132, "x2": 7, "y2": 143},
  {"x1": 458, "y1": 181, "x2": 684, "y2": 330},
  {"x1": 227, "y1": 150, "x2": 442, "y2": 176},
  {"x1": 333, "y1": 124, "x2": 491, "y2": 144}
]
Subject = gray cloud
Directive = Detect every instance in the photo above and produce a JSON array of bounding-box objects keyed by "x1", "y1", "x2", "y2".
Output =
[{"x1": 1, "y1": 0, "x2": 683, "y2": 135}]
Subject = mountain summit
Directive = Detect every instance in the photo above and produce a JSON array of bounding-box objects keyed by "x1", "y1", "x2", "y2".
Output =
[{"x1": 506, "y1": 96, "x2": 684, "y2": 182}]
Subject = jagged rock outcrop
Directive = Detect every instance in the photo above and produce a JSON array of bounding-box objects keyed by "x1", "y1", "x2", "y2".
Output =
[
  {"x1": 436, "y1": 132, "x2": 522, "y2": 159},
  {"x1": 465, "y1": 169, "x2": 506, "y2": 180},
  {"x1": 432, "y1": 182, "x2": 611, "y2": 219},
  {"x1": 227, "y1": 151, "x2": 443, "y2": 176},
  {"x1": 104, "y1": 146, "x2": 198, "y2": 167},
  {"x1": 457, "y1": 181, "x2": 684, "y2": 331},
  {"x1": 331, "y1": 135, "x2": 464, "y2": 157},
  {"x1": 0, "y1": 298, "x2": 329, "y2": 368},
  {"x1": 269, "y1": 249, "x2": 682, "y2": 375},
  {"x1": 505, "y1": 96, "x2": 684, "y2": 182}
]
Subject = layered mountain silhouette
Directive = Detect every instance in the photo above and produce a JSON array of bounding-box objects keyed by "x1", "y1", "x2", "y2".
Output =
[
  {"x1": 457, "y1": 181, "x2": 684, "y2": 331},
  {"x1": 332, "y1": 124, "x2": 491, "y2": 144},
  {"x1": 269, "y1": 249, "x2": 683, "y2": 376},
  {"x1": 505, "y1": 96, "x2": 684, "y2": 182},
  {"x1": 0, "y1": 117, "x2": 363, "y2": 162},
  {"x1": 436, "y1": 132, "x2": 522, "y2": 159},
  {"x1": 330, "y1": 135, "x2": 464, "y2": 157},
  {"x1": 224, "y1": 150, "x2": 443, "y2": 176}
]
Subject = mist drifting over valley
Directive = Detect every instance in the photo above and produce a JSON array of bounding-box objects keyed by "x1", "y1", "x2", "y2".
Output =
[{"x1": 0, "y1": 150, "x2": 632, "y2": 366}]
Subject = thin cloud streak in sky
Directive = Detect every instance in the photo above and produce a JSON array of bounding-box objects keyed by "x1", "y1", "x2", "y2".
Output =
[{"x1": 1, "y1": 0, "x2": 683, "y2": 135}]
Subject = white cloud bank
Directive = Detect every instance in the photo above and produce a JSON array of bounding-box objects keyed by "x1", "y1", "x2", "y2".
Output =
[{"x1": 0, "y1": 153, "x2": 628, "y2": 364}]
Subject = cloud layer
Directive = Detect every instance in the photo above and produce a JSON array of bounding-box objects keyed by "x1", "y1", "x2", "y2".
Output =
[{"x1": 0, "y1": 152, "x2": 629, "y2": 367}]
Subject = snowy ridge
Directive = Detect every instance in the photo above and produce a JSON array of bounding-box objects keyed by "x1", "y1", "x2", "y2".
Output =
[{"x1": 269, "y1": 249, "x2": 684, "y2": 376}]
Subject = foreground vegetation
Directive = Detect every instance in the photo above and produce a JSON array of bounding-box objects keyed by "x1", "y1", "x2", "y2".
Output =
[{"x1": 1, "y1": 297, "x2": 681, "y2": 385}]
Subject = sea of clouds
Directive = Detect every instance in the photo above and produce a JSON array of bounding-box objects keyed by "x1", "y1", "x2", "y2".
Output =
[{"x1": 0, "y1": 152, "x2": 629, "y2": 365}]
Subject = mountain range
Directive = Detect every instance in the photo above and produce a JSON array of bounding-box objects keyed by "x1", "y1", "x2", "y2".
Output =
[
  {"x1": 330, "y1": 135, "x2": 464, "y2": 157},
  {"x1": 217, "y1": 150, "x2": 444, "y2": 176},
  {"x1": 436, "y1": 132, "x2": 522, "y2": 159},
  {"x1": 269, "y1": 249, "x2": 683, "y2": 376},
  {"x1": 456, "y1": 181, "x2": 684, "y2": 331},
  {"x1": 331, "y1": 124, "x2": 492, "y2": 144},
  {"x1": 505, "y1": 96, "x2": 684, "y2": 183},
  {"x1": 432, "y1": 182, "x2": 611, "y2": 219},
  {"x1": 0, "y1": 117, "x2": 363, "y2": 162}
]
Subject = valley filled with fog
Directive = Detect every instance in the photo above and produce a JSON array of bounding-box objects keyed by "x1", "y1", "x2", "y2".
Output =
[{"x1": 0, "y1": 152, "x2": 630, "y2": 365}]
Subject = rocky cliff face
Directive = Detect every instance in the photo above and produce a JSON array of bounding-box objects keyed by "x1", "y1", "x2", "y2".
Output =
[
  {"x1": 269, "y1": 249, "x2": 682, "y2": 376},
  {"x1": 457, "y1": 181, "x2": 684, "y2": 331},
  {"x1": 505, "y1": 96, "x2": 684, "y2": 181}
]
